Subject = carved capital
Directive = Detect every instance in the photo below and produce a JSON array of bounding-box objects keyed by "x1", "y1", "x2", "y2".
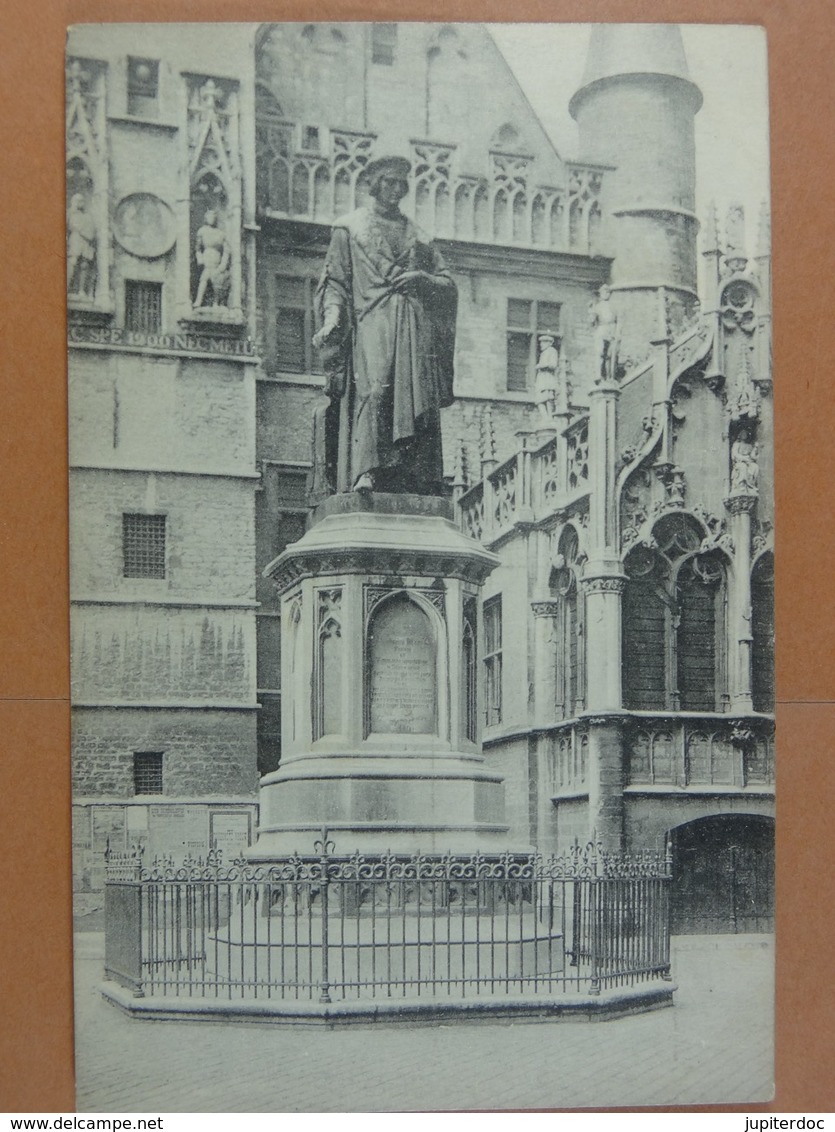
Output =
[
  {"x1": 724, "y1": 492, "x2": 758, "y2": 516},
  {"x1": 581, "y1": 575, "x2": 627, "y2": 595},
  {"x1": 531, "y1": 600, "x2": 561, "y2": 618}
]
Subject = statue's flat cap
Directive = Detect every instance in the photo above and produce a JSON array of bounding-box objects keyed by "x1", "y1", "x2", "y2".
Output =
[{"x1": 364, "y1": 155, "x2": 411, "y2": 182}]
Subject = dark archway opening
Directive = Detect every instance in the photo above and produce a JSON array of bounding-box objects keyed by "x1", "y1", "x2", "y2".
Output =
[{"x1": 669, "y1": 814, "x2": 774, "y2": 934}]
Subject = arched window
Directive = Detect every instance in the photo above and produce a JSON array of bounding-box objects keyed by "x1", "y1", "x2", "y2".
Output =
[
  {"x1": 677, "y1": 553, "x2": 726, "y2": 712},
  {"x1": 622, "y1": 514, "x2": 729, "y2": 712},
  {"x1": 751, "y1": 552, "x2": 775, "y2": 712},
  {"x1": 622, "y1": 547, "x2": 671, "y2": 711}
]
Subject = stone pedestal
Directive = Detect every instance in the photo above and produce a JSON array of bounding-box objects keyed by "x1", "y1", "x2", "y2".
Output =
[{"x1": 251, "y1": 493, "x2": 511, "y2": 858}]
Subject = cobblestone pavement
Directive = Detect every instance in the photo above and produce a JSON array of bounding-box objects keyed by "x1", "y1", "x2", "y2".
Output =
[{"x1": 74, "y1": 934, "x2": 773, "y2": 1112}]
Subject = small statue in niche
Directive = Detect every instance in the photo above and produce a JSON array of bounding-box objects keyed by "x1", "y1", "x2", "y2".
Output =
[
  {"x1": 194, "y1": 208, "x2": 231, "y2": 308},
  {"x1": 730, "y1": 429, "x2": 759, "y2": 493},
  {"x1": 67, "y1": 193, "x2": 97, "y2": 299},
  {"x1": 534, "y1": 332, "x2": 559, "y2": 424},
  {"x1": 590, "y1": 284, "x2": 619, "y2": 381},
  {"x1": 730, "y1": 386, "x2": 761, "y2": 422}
]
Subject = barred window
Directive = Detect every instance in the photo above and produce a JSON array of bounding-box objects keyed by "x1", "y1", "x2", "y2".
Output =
[
  {"x1": 133, "y1": 752, "x2": 163, "y2": 795},
  {"x1": 125, "y1": 280, "x2": 162, "y2": 335},
  {"x1": 483, "y1": 595, "x2": 503, "y2": 727},
  {"x1": 506, "y1": 298, "x2": 561, "y2": 392},
  {"x1": 372, "y1": 23, "x2": 397, "y2": 65},
  {"x1": 122, "y1": 513, "x2": 166, "y2": 578},
  {"x1": 274, "y1": 275, "x2": 322, "y2": 374},
  {"x1": 127, "y1": 57, "x2": 159, "y2": 118}
]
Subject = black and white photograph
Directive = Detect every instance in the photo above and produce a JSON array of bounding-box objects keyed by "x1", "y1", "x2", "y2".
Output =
[{"x1": 66, "y1": 21, "x2": 774, "y2": 1112}]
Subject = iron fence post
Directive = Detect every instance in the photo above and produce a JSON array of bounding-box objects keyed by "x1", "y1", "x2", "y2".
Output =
[
  {"x1": 588, "y1": 844, "x2": 601, "y2": 995},
  {"x1": 315, "y1": 828, "x2": 334, "y2": 1004},
  {"x1": 662, "y1": 834, "x2": 674, "y2": 980}
]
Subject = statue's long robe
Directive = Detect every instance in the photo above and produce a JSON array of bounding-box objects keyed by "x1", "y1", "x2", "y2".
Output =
[{"x1": 312, "y1": 207, "x2": 457, "y2": 497}]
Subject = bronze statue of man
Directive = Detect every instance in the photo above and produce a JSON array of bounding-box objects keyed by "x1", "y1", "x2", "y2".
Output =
[{"x1": 311, "y1": 156, "x2": 457, "y2": 497}]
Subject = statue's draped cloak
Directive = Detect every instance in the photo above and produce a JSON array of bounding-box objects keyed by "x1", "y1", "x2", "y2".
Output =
[{"x1": 311, "y1": 207, "x2": 457, "y2": 497}]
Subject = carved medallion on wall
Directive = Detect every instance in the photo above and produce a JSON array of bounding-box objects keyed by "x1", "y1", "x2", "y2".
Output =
[{"x1": 113, "y1": 193, "x2": 176, "y2": 258}]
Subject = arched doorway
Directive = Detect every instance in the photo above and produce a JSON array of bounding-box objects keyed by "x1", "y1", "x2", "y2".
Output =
[{"x1": 669, "y1": 814, "x2": 774, "y2": 934}]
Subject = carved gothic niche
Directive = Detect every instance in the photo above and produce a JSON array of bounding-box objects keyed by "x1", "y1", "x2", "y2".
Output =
[
  {"x1": 550, "y1": 524, "x2": 584, "y2": 593},
  {"x1": 720, "y1": 275, "x2": 760, "y2": 408},
  {"x1": 728, "y1": 421, "x2": 760, "y2": 496},
  {"x1": 66, "y1": 57, "x2": 110, "y2": 311},
  {"x1": 366, "y1": 593, "x2": 438, "y2": 737},
  {"x1": 462, "y1": 595, "x2": 478, "y2": 744},
  {"x1": 620, "y1": 464, "x2": 655, "y2": 553},
  {"x1": 184, "y1": 74, "x2": 243, "y2": 323},
  {"x1": 315, "y1": 589, "x2": 343, "y2": 739}
]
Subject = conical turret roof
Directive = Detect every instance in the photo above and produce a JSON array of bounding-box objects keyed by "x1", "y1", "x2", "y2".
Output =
[{"x1": 569, "y1": 24, "x2": 702, "y2": 117}]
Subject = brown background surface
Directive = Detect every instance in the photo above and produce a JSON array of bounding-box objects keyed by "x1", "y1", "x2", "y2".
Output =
[{"x1": 1, "y1": 0, "x2": 832, "y2": 1113}]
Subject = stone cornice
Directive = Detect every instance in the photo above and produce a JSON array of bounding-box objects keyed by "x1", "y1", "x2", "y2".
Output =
[
  {"x1": 270, "y1": 546, "x2": 497, "y2": 595},
  {"x1": 438, "y1": 240, "x2": 613, "y2": 284}
]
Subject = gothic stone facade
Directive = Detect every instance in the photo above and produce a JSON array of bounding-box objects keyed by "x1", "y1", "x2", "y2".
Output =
[{"x1": 67, "y1": 23, "x2": 773, "y2": 931}]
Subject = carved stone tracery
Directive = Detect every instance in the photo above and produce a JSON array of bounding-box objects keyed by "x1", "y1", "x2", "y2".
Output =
[
  {"x1": 186, "y1": 75, "x2": 242, "y2": 318},
  {"x1": 66, "y1": 58, "x2": 109, "y2": 307}
]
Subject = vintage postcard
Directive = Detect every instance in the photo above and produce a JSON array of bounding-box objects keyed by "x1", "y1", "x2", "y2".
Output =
[{"x1": 66, "y1": 21, "x2": 773, "y2": 1111}]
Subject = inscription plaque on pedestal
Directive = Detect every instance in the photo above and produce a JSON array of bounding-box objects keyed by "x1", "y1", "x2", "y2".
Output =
[
  {"x1": 210, "y1": 810, "x2": 252, "y2": 858},
  {"x1": 369, "y1": 595, "x2": 436, "y2": 734},
  {"x1": 149, "y1": 804, "x2": 208, "y2": 859}
]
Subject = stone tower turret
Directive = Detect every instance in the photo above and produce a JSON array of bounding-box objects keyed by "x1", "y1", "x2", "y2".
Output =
[{"x1": 569, "y1": 24, "x2": 703, "y2": 361}]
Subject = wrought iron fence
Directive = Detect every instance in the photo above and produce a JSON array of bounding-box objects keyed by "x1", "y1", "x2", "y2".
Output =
[{"x1": 104, "y1": 837, "x2": 671, "y2": 1004}]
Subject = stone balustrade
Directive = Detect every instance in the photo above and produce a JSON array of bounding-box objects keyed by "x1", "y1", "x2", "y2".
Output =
[
  {"x1": 255, "y1": 120, "x2": 606, "y2": 254},
  {"x1": 458, "y1": 419, "x2": 590, "y2": 546}
]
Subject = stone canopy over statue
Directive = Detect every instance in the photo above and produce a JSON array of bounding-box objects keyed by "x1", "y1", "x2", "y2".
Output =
[{"x1": 310, "y1": 156, "x2": 458, "y2": 498}]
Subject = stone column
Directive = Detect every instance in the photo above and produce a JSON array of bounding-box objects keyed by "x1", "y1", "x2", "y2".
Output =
[
  {"x1": 725, "y1": 492, "x2": 758, "y2": 711},
  {"x1": 581, "y1": 575, "x2": 627, "y2": 850},
  {"x1": 530, "y1": 600, "x2": 559, "y2": 726},
  {"x1": 581, "y1": 373, "x2": 626, "y2": 851},
  {"x1": 584, "y1": 713, "x2": 626, "y2": 852},
  {"x1": 583, "y1": 376, "x2": 625, "y2": 713}
]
